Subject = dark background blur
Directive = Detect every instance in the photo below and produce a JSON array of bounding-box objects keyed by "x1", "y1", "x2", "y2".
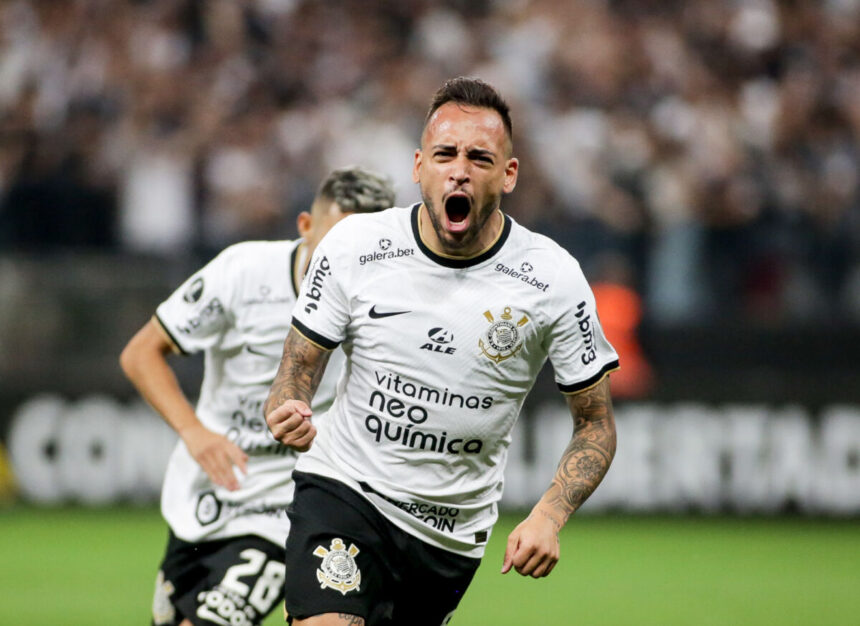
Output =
[{"x1": 1, "y1": 0, "x2": 859, "y2": 509}]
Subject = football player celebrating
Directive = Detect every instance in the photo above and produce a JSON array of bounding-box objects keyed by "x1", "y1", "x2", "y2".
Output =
[
  {"x1": 120, "y1": 167, "x2": 395, "y2": 626},
  {"x1": 266, "y1": 78, "x2": 619, "y2": 626}
]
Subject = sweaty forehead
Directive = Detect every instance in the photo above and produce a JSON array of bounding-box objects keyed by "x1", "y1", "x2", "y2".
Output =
[{"x1": 422, "y1": 103, "x2": 509, "y2": 150}]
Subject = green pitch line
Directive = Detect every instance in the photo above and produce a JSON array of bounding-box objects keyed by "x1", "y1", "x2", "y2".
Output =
[{"x1": 0, "y1": 507, "x2": 857, "y2": 625}]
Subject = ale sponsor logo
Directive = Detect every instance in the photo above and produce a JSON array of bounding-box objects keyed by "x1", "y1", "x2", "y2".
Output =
[{"x1": 420, "y1": 327, "x2": 456, "y2": 355}]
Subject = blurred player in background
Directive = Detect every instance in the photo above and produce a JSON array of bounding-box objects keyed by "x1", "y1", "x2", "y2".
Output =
[
  {"x1": 265, "y1": 78, "x2": 619, "y2": 625},
  {"x1": 120, "y1": 167, "x2": 395, "y2": 626}
]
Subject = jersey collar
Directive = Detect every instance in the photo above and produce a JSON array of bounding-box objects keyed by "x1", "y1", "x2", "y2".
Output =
[{"x1": 410, "y1": 203, "x2": 511, "y2": 269}]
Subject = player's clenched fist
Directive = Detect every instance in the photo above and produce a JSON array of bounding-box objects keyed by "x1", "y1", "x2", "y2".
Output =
[
  {"x1": 266, "y1": 400, "x2": 316, "y2": 452},
  {"x1": 500, "y1": 509, "x2": 561, "y2": 578}
]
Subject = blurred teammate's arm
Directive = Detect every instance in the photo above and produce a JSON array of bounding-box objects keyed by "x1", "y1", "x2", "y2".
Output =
[
  {"x1": 264, "y1": 327, "x2": 332, "y2": 452},
  {"x1": 119, "y1": 318, "x2": 247, "y2": 490},
  {"x1": 502, "y1": 376, "x2": 616, "y2": 578}
]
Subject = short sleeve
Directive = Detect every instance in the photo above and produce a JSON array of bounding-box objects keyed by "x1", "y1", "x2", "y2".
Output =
[
  {"x1": 290, "y1": 232, "x2": 351, "y2": 350},
  {"x1": 155, "y1": 249, "x2": 236, "y2": 354},
  {"x1": 545, "y1": 257, "x2": 620, "y2": 394}
]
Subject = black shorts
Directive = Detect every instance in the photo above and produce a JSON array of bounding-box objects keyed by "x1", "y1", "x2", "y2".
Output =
[
  {"x1": 284, "y1": 472, "x2": 481, "y2": 626},
  {"x1": 153, "y1": 530, "x2": 285, "y2": 626}
]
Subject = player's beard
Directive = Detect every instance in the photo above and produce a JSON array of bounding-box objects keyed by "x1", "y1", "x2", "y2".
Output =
[{"x1": 421, "y1": 190, "x2": 501, "y2": 255}]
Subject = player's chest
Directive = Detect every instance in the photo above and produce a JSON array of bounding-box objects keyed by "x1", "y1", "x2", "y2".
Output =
[{"x1": 347, "y1": 272, "x2": 549, "y2": 378}]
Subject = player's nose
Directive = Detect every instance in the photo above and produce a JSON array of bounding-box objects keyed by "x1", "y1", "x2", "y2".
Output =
[{"x1": 448, "y1": 157, "x2": 471, "y2": 185}]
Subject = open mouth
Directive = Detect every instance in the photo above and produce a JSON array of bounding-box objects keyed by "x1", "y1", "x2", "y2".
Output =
[{"x1": 444, "y1": 195, "x2": 471, "y2": 231}]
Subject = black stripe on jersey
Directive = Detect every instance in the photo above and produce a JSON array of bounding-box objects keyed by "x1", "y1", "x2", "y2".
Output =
[
  {"x1": 291, "y1": 317, "x2": 340, "y2": 351},
  {"x1": 289, "y1": 242, "x2": 301, "y2": 298},
  {"x1": 411, "y1": 203, "x2": 512, "y2": 268},
  {"x1": 153, "y1": 312, "x2": 190, "y2": 356},
  {"x1": 557, "y1": 359, "x2": 620, "y2": 394}
]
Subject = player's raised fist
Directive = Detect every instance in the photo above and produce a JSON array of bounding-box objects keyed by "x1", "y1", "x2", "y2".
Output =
[{"x1": 266, "y1": 400, "x2": 316, "y2": 451}]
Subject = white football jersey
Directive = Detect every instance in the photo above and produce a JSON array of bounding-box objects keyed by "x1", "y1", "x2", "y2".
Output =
[
  {"x1": 155, "y1": 240, "x2": 343, "y2": 545},
  {"x1": 292, "y1": 205, "x2": 619, "y2": 557}
]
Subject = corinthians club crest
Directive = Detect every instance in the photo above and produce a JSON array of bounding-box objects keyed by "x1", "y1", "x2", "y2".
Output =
[
  {"x1": 314, "y1": 538, "x2": 361, "y2": 595},
  {"x1": 480, "y1": 306, "x2": 530, "y2": 363}
]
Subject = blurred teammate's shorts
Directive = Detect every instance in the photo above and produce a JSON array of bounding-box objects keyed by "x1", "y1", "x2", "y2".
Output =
[{"x1": 153, "y1": 529, "x2": 284, "y2": 626}]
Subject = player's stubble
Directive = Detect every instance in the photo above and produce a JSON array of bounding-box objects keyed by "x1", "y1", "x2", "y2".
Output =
[{"x1": 420, "y1": 192, "x2": 502, "y2": 254}]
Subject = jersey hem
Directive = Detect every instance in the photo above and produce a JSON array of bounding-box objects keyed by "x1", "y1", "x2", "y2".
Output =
[
  {"x1": 167, "y1": 522, "x2": 285, "y2": 547},
  {"x1": 293, "y1": 463, "x2": 488, "y2": 559},
  {"x1": 165, "y1": 518, "x2": 288, "y2": 547}
]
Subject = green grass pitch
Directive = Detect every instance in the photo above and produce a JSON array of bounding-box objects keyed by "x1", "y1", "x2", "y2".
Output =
[{"x1": 1, "y1": 506, "x2": 857, "y2": 625}]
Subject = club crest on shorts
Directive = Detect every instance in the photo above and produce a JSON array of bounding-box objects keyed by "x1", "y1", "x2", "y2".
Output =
[
  {"x1": 313, "y1": 538, "x2": 361, "y2": 595},
  {"x1": 479, "y1": 306, "x2": 529, "y2": 363}
]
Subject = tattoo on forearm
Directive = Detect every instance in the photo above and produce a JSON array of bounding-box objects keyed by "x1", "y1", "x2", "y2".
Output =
[
  {"x1": 537, "y1": 508, "x2": 562, "y2": 533},
  {"x1": 336, "y1": 614, "x2": 365, "y2": 625},
  {"x1": 546, "y1": 377, "x2": 616, "y2": 522},
  {"x1": 265, "y1": 329, "x2": 331, "y2": 415}
]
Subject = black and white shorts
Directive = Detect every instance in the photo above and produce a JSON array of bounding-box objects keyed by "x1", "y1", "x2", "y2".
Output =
[
  {"x1": 283, "y1": 471, "x2": 481, "y2": 626},
  {"x1": 152, "y1": 530, "x2": 285, "y2": 626}
]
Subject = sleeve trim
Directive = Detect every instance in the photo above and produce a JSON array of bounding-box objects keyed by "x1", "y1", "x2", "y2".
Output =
[
  {"x1": 152, "y1": 313, "x2": 189, "y2": 356},
  {"x1": 557, "y1": 359, "x2": 620, "y2": 395},
  {"x1": 291, "y1": 318, "x2": 340, "y2": 351}
]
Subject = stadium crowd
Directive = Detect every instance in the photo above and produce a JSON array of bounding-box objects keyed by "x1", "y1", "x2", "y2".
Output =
[{"x1": 1, "y1": 0, "x2": 858, "y2": 325}]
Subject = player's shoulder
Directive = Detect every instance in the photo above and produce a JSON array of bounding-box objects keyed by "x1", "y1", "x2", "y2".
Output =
[
  {"x1": 202, "y1": 240, "x2": 300, "y2": 294},
  {"x1": 507, "y1": 216, "x2": 581, "y2": 269},
  {"x1": 494, "y1": 216, "x2": 591, "y2": 300},
  {"x1": 220, "y1": 238, "x2": 299, "y2": 259},
  {"x1": 332, "y1": 205, "x2": 411, "y2": 234},
  {"x1": 322, "y1": 205, "x2": 413, "y2": 253},
  {"x1": 217, "y1": 239, "x2": 299, "y2": 268}
]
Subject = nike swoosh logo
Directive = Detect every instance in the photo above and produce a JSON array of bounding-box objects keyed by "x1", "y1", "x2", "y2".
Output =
[
  {"x1": 369, "y1": 305, "x2": 411, "y2": 319},
  {"x1": 245, "y1": 345, "x2": 274, "y2": 357}
]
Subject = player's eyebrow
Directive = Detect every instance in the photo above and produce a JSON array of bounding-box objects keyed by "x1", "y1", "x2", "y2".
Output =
[
  {"x1": 431, "y1": 144, "x2": 497, "y2": 159},
  {"x1": 467, "y1": 148, "x2": 496, "y2": 160}
]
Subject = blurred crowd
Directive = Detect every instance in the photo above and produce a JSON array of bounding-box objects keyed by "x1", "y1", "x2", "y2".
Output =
[{"x1": 1, "y1": 0, "x2": 859, "y2": 325}]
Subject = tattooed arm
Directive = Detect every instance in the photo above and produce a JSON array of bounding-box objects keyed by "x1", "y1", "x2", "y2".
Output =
[
  {"x1": 540, "y1": 377, "x2": 616, "y2": 524},
  {"x1": 501, "y1": 376, "x2": 616, "y2": 578},
  {"x1": 264, "y1": 327, "x2": 332, "y2": 451}
]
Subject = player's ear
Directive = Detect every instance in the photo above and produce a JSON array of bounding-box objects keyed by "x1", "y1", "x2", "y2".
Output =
[
  {"x1": 296, "y1": 211, "x2": 313, "y2": 239},
  {"x1": 412, "y1": 148, "x2": 422, "y2": 183},
  {"x1": 503, "y1": 157, "x2": 519, "y2": 194}
]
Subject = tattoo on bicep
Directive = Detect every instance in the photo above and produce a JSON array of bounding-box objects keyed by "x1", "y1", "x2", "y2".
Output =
[
  {"x1": 547, "y1": 377, "x2": 617, "y2": 519},
  {"x1": 265, "y1": 329, "x2": 331, "y2": 413},
  {"x1": 336, "y1": 614, "x2": 365, "y2": 625}
]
